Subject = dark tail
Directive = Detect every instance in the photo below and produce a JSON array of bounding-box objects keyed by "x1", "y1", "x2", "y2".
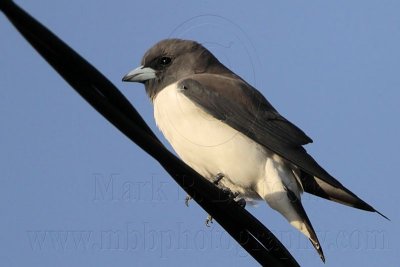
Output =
[
  {"x1": 286, "y1": 187, "x2": 326, "y2": 262},
  {"x1": 300, "y1": 171, "x2": 389, "y2": 220}
]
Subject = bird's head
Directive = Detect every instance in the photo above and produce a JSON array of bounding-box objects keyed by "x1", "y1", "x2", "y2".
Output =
[{"x1": 122, "y1": 39, "x2": 228, "y2": 100}]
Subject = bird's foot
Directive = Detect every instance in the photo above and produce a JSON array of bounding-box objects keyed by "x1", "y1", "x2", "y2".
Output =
[
  {"x1": 204, "y1": 197, "x2": 245, "y2": 227},
  {"x1": 221, "y1": 188, "x2": 246, "y2": 208},
  {"x1": 236, "y1": 197, "x2": 246, "y2": 208},
  {"x1": 227, "y1": 190, "x2": 239, "y2": 199},
  {"x1": 184, "y1": 195, "x2": 192, "y2": 207},
  {"x1": 212, "y1": 172, "x2": 224, "y2": 185},
  {"x1": 210, "y1": 172, "x2": 247, "y2": 208},
  {"x1": 205, "y1": 214, "x2": 213, "y2": 227}
]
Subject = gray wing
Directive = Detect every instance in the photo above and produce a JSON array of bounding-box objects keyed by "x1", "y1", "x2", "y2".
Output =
[
  {"x1": 179, "y1": 74, "x2": 385, "y2": 216},
  {"x1": 179, "y1": 74, "x2": 339, "y2": 186}
]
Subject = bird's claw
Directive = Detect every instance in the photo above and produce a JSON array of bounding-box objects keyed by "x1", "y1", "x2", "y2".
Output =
[
  {"x1": 185, "y1": 195, "x2": 192, "y2": 207},
  {"x1": 213, "y1": 172, "x2": 224, "y2": 185},
  {"x1": 230, "y1": 191, "x2": 240, "y2": 199},
  {"x1": 236, "y1": 198, "x2": 246, "y2": 208},
  {"x1": 204, "y1": 199, "x2": 244, "y2": 227},
  {"x1": 205, "y1": 214, "x2": 213, "y2": 227},
  {"x1": 221, "y1": 188, "x2": 246, "y2": 208},
  {"x1": 203, "y1": 172, "x2": 244, "y2": 226}
]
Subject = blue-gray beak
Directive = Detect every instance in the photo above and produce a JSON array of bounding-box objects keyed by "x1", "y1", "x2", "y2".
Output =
[{"x1": 122, "y1": 65, "x2": 156, "y2": 82}]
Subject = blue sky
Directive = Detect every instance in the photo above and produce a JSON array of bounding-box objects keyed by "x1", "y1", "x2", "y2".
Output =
[{"x1": 1, "y1": 1, "x2": 399, "y2": 266}]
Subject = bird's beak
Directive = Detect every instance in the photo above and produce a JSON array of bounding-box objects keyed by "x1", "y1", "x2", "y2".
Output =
[{"x1": 122, "y1": 65, "x2": 156, "y2": 83}]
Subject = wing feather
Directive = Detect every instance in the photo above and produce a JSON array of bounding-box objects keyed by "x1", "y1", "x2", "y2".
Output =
[{"x1": 178, "y1": 74, "x2": 386, "y2": 217}]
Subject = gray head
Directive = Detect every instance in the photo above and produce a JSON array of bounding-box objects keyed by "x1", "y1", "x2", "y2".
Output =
[{"x1": 122, "y1": 39, "x2": 234, "y2": 100}]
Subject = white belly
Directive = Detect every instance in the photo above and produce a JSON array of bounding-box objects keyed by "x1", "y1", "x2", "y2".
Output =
[
  {"x1": 153, "y1": 83, "x2": 268, "y2": 199},
  {"x1": 152, "y1": 82, "x2": 311, "y2": 241}
]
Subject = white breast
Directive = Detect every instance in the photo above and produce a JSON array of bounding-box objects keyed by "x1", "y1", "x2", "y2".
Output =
[
  {"x1": 153, "y1": 83, "x2": 268, "y2": 198},
  {"x1": 152, "y1": 83, "x2": 310, "y2": 242}
]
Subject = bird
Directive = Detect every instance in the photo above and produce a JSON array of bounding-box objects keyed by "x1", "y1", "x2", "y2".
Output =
[{"x1": 122, "y1": 39, "x2": 387, "y2": 262}]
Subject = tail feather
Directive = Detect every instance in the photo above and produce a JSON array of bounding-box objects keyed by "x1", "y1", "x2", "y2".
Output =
[
  {"x1": 299, "y1": 170, "x2": 389, "y2": 220},
  {"x1": 285, "y1": 187, "x2": 325, "y2": 262}
]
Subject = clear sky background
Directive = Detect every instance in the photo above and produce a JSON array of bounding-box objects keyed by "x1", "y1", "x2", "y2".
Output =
[{"x1": 1, "y1": 1, "x2": 399, "y2": 266}]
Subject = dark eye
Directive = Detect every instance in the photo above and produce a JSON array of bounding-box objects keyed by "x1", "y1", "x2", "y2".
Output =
[{"x1": 159, "y1": 56, "x2": 171, "y2": 66}]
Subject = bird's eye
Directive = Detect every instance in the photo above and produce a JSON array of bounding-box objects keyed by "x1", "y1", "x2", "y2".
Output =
[{"x1": 159, "y1": 56, "x2": 171, "y2": 66}]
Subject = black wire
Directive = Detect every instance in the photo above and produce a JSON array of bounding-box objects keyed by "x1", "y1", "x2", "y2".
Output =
[{"x1": 1, "y1": 1, "x2": 300, "y2": 266}]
